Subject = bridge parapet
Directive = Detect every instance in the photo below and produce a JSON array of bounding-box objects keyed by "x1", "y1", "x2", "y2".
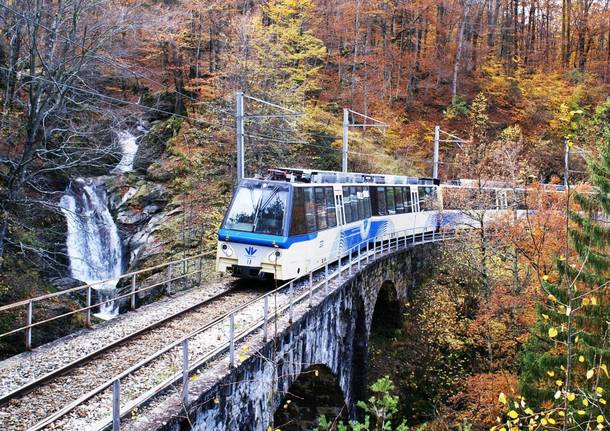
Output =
[{"x1": 124, "y1": 240, "x2": 440, "y2": 431}]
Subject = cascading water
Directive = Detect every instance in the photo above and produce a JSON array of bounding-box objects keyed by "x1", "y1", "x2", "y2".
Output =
[
  {"x1": 111, "y1": 130, "x2": 139, "y2": 174},
  {"x1": 60, "y1": 125, "x2": 146, "y2": 320},
  {"x1": 60, "y1": 178, "x2": 124, "y2": 319}
]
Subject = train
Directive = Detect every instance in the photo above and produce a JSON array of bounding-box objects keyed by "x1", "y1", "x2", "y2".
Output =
[{"x1": 215, "y1": 168, "x2": 535, "y2": 281}]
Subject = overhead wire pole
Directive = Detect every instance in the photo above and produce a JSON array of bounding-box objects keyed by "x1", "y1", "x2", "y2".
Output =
[
  {"x1": 234, "y1": 92, "x2": 303, "y2": 183},
  {"x1": 342, "y1": 108, "x2": 389, "y2": 172},
  {"x1": 236, "y1": 92, "x2": 245, "y2": 182},
  {"x1": 432, "y1": 126, "x2": 469, "y2": 180}
]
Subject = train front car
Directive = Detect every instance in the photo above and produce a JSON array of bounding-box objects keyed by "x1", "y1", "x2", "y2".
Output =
[{"x1": 216, "y1": 179, "x2": 292, "y2": 279}]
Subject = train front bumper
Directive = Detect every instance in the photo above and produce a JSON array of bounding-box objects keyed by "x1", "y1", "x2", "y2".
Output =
[{"x1": 216, "y1": 241, "x2": 286, "y2": 279}]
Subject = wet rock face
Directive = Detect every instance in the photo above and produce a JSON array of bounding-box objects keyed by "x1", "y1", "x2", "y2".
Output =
[
  {"x1": 150, "y1": 245, "x2": 438, "y2": 431},
  {"x1": 133, "y1": 121, "x2": 173, "y2": 172},
  {"x1": 104, "y1": 177, "x2": 172, "y2": 270}
]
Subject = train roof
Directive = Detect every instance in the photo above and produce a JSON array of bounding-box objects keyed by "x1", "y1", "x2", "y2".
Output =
[{"x1": 261, "y1": 168, "x2": 440, "y2": 186}]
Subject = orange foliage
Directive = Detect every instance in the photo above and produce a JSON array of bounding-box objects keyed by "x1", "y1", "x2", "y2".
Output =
[{"x1": 450, "y1": 372, "x2": 518, "y2": 430}]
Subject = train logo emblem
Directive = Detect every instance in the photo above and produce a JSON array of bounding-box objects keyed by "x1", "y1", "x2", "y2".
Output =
[{"x1": 245, "y1": 246, "x2": 257, "y2": 256}]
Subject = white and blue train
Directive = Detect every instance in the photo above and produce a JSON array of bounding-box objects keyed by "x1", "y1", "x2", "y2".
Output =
[{"x1": 216, "y1": 168, "x2": 441, "y2": 280}]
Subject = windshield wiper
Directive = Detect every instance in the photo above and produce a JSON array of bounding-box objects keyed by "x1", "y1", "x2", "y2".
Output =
[{"x1": 252, "y1": 187, "x2": 280, "y2": 232}]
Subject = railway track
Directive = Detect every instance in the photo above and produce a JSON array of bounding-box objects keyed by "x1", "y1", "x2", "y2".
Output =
[{"x1": 0, "y1": 282, "x2": 266, "y2": 431}]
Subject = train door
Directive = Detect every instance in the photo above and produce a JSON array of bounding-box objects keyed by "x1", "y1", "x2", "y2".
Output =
[
  {"x1": 411, "y1": 189, "x2": 420, "y2": 212},
  {"x1": 334, "y1": 188, "x2": 345, "y2": 225}
]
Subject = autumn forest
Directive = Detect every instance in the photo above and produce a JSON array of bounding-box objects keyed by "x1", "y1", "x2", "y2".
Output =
[{"x1": 2, "y1": 0, "x2": 610, "y2": 430}]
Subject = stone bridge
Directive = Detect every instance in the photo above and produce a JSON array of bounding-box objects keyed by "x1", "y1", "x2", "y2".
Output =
[{"x1": 134, "y1": 242, "x2": 439, "y2": 431}]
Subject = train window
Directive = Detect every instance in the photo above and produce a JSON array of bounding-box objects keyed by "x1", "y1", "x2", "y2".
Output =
[
  {"x1": 357, "y1": 187, "x2": 365, "y2": 220},
  {"x1": 377, "y1": 187, "x2": 387, "y2": 215},
  {"x1": 418, "y1": 186, "x2": 435, "y2": 211},
  {"x1": 303, "y1": 187, "x2": 317, "y2": 232},
  {"x1": 343, "y1": 187, "x2": 353, "y2": 223},
  {"x1": 403, "y1": 187, "x2": 412, "y2": 213},
  {"x1": 395, "y1": 187, "x2": 404, "y2": 213},
  {"x1": 386, "y1": 187, "x2": 396, "y2": 215},
  {"x1": 363, "y1": 187, "x2": 372, "y2": 218},
  {"x1": 290, "y1": 187, "x2": 306, "y2": 236},
  {"x1": 418, "y1": 187, "x2": 426, "y2": 210},
  {"x1": 325, "y1": 188, "x2": 337, "y2": 228},
  {"x1": 349, "y1": 187, "x2": 358, "y2": 221},
  {"x1": 224, "y1": 181, "x2": 289, "y2": 236},
  {"x1": 496, "y1": 190, "x2": 508, "y2": 209},
  {"x1": 315, "y1": 187, "x2": 327, "y2": 230}
]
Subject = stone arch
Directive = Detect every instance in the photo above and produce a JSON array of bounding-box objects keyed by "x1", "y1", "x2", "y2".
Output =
[
  {"x1": 370, "y1": 280, "x2": 402, "y2": 336},
  {"x1": 273, "y1": 364, "x2": 347, "y2": 430}
]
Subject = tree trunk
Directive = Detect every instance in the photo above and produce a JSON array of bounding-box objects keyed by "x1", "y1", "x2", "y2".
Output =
[{"x1": 452, "y1": 3, "x2": 469, "y2": 100}]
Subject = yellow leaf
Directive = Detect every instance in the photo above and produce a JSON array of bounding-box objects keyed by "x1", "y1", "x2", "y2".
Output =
[
  {"x1": 508, "y1": 410, "x2": 519, "y2": 419},
  {"x1": 598, "y1": 415, "x2": 604, "y2": 424},
  {"x1": 543, "y1": 275, "x2": 549, "y2": 281},
  {"x1": 579, "y1": 355, "x2": 585, "y2": 363},
  {"x1": 549, "y1": 327, "x2": 558, "y2": 338},
  {"x1": 592, "y1": 296, "x2": 598, "y2": 305},
  {"x1": 547, "y1": 370, "x2": 555, "y2": 377},
  {"x1": 567, "y1": 392, "x2": 576, "y2": 401},
  {"x1": 602, "y1": 364, "x2": 609, "y2": 377},
  {"x1": 542, "y1": 314, "x2": 549, "y2": 320},
  {"x1": 597, "y1": 387, "x2": 604, "y2": 395},
  {"x1": 555, "y1": 380, "x2": 563, "y2": 386},
  {"x1": 541, "y1": 418, "x2": 548, "y2": 426},
  {"x1": 601, "y1": 398, "x2": 607, "y2": 405},
  {"x1": 548, "y1": 418, "x2": 556, "y2": 425},
  {"x1": 583, "y1": 297, "x2": 591, "y2": 306},
  {"x1": 525, "y1": 408, "x2": 534, "y2": 415},
  {"x1": 577, "y1": 410, "x2": 586, "y2": 415},
  {"x1": 588, "y1": 369, "x2": 595, "y2": 379},
  {"x1": 499, "y1": 392, "x2": 507, "y2": 404},
  {"x1": 583, "y1": 398, "x2": 590, "y2": 406},
  {"x1": 559, "y1": 410, "x2": 565, "y2": 417},
  {"x1": 548, "y1": 294, "x2": 558, "y2": 302}
]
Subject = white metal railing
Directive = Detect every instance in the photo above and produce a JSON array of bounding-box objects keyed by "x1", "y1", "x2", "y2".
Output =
[
  {"x1": 0, "y1": 251, "x2": 215, "y2": 350},
  {"x1": 27, "y1": 227, "x2": 467, "y2": 431}
]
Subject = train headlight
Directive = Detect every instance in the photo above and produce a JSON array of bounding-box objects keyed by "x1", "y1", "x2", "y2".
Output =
[
  {"x1": 268, "y1": 250, "x2": 281, "y2": 263},
  {"x1": 221, "y1": 243, "x2": 233, "y2": 257}
]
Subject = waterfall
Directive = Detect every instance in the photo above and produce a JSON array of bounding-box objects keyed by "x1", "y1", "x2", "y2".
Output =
[
  {"x1": 60, "y1": 178, "x2": 124, "y2": 320},
  {"x1": 111, "y1": 130, "x2": 139, "y2": 174}
]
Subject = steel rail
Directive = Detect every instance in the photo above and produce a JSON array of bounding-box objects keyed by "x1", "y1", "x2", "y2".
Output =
[
  {"x1": 0, "y1": 286, "x2": 238, "y2": 406},
  {"x1": 24, "y1": 227, "x2": 467, "y2": 431},
  {"x1": 95, "y1": 230, "x2": 462, "y2": 431}
]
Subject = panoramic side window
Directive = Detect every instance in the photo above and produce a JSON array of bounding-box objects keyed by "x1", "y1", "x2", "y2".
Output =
[
  {"x1": 386, "y1": 187, "x2": 396, "y2": 215},
  {"x1": 363, "y1": 187, "x2": 372, "y2": 218},
  {"x1": 314, "y1": 187, "x2": 327, "y2": 230},
  {"x1": 303, "y1": 187, "x2": 317, "y2": 232},
  {"x1": 395, "y1": 186, "x2": 404, "y2": 213},
  {"x1": 403, "y1": 187, "x2": 412, "y2": 213},
  {"x1": 377, "y1": 187, "x2": 387, "y2": 215},
  {"x1": 343, "y1": 187, "x2": 353, "y2": 223},
  {"x1": 325, "y1": 187, "x2": 337, "y2": 228},
  {"x1": 357, "y1": 187, "x2": 365, "y2": 220},
  {"x1": 290, "y1": 187, "x2": 306, "y2": 236},
  {"x1": 350, "y1": 187, "x2": 359, "y2": 221}
]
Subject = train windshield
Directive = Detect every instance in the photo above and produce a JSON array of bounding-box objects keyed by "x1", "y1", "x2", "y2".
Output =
[{"x1": 223, "y1": 180, "x2": 289, "y2": 236}]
